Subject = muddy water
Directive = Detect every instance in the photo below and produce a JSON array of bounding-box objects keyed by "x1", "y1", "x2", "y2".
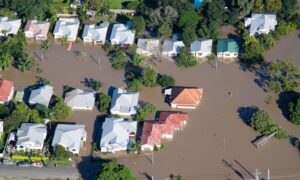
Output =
[{"x1": 0, "y1": 37, "x2": 300, "y2": 179}]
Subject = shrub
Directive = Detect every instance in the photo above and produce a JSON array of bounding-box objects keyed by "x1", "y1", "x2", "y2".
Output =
[
  {"x1": 141, "y1": 67, "x2": 158, "y2": 87},
  {"x1": 157, "y1": 74, "x2": 175, "y2": 87},
  {"x1": 136, "y1": 102, "x2": 156, "y2": 122},
  {"x1": 176, "y1": 47, "x2": 197, "y2": 68},
  {"x1": 97, "y1": 93, "x2": 111, "y2": 113},
  {"x1": 128, "y1": 79, "x2": 142, "y2": 92},
  {"x1": 289, "y1": 98, "x2": 300, "y2": 125},
  {"x1": 96, "y1": 161, "x2": 135, "y2": 180}
]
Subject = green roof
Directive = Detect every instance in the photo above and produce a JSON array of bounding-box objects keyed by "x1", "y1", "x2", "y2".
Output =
[
  {"x1": 14, "y1": 91, "x2": 24, "y2": 102},
  {"x1": 217, "y1": 39, "x2": 239, "y2": 53}
]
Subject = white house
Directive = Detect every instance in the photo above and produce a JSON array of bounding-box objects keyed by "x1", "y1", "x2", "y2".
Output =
[
  {"x1": 29, "y1": 85, "x2": 53, "y2": 107},
  {"x1": 162, "y1": 40, "x2": 185, "y2": 57},
  {"x1": 53, "y1": 18, "x2": 80, "y2": 41},
  {"x1": 136, "y1": 39, "x2": 160, "y2": 56},
  {"x1": 110, "y1": 23, "x2": 135, "y2": 45},
  {"x1": 52, "y1": 124, "x2": 86, "y2": 155},
  {"x1": 110, "y1": 88, "x2": 139, "y2": 116},
  {"x1": 64, "y1": 88, "x2": 95, "y2": 110},
  {"x1": 190, "y1": 39, "x2": 213, "y2": 58},
  {"x1": 245, "y1": 14, "x2": 277, "y2": 36},
  {"x1": 0, "y1": 17, "x2": 21, "y2": 37},
  {"x1": 24, "y1": 20, "x2": 50, "y2": 40},
  {"x1": 16, "y1": 123, "x2": 47, "y2": 151},
  {"x1": 100, "y1": 117, "x2": 137, "y2": 153},
  {"x1": 82, "y1": 22, "x2": 109, "y2": 44}
]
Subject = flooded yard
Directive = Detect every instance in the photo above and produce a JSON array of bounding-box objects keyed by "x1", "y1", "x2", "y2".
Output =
[{"x1": 1, "y1": 35, "x2": 300, "y2": 179}]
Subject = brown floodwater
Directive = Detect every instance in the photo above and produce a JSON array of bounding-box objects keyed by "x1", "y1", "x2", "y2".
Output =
[{"x1": 1, "y1": 24, "x2": 300, "y2": 180}]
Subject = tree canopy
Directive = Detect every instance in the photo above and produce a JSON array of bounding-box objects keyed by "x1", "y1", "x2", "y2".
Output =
[
  {"x1": 141, "y1": 67, "x2": 158, "y2": 87},
  {"x1": 96, "y1": 161, "x2": 135, "y2": 180},
  {"x1": 136, "y1": 102, "x2": 156, "y2": 122},
  {"x1": 97, "y1": 93, "x2": 111, "y2": 113},
  {"x1": 289, "y1": 97, "x2": 300, "y2": 125}
]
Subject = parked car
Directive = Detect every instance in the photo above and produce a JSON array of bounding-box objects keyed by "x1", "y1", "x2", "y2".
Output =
[
  {"x1": 2, "y1": 158, "x2": 14, "y2": 165},
  {"x1": 17, "y1": 161, "x2": 31, "y2": 167},
  {"x1": 32, "y1": 162, "x2": 43, "y2": 167}
]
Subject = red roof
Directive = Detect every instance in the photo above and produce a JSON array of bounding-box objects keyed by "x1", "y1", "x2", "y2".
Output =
[
  {"x1": 141, "y1": 122, "x2": 161, "y2": 146},
  {"x1": 0, "y1": 79, "x2": 13, "y2": 102},
  {"x1": 159, "y1": 112, "x2": 188, "y2": 130},
  {"x1": 171, "y1": 88, "x2": 203, "y2": 107}
]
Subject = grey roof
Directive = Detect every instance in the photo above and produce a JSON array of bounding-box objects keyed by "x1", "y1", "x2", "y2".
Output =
[
  {"x1": 245, "y1": 14, "x2": 277, "y2": 35},
  {"x1": 82, "y1": 22, "x2": 109, "y2": 42},
  {"x1": 53, "y1": 18, "x2": 80, "y2": 40},
  {"x1": 110, "y1": 88, "x2": 139, "y2": 115},
  {"x1": 136, "y1": 39, "x2": 160, "y2": 54},
  {"x1": 0, "y1": 16, "x2": 21, "y2": 36},
  {"x1": 64, "y1": 89, "x2": 95, "y2": 110},
  {"x1": 29, "y1": 85, "x2": 53, "y2": 107},
  {"x1": 16, "y1": 123, "x2": 47, "y2": 148},
  {"x1": 190, "y1": 39, "x2": 213, "y2": 53},
  {"x1": 52, "y1": 124, "x2": 86, "y2": 154},
  {"x1": 110, "y1": 23, "x2": 135, "y2": 45},
  {"x1": 100, "y1": 117, "x2": 137, "y2": 152},
  {"x1": 162, "y1": 40, "x2": 185, "y2": 54}
]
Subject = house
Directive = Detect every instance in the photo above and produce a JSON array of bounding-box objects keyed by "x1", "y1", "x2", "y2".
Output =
[
  {"x1": 245, "y1": 14, "x2": 277, "y2": 36},
  {"x1": 52, "y1": 124, "x2": 87, "y2": 155},
  {"x1": 110, "y1": 23, "x2": 135, "y2": 45},
  {"x1": 164, "y1": 87, "x2": 203, "y2": 109},
  {"x1": 162, "y1": 40, "x2": 185, "y2": 57},
  {"x1": 100, "y1": 117, "x2": 137, "y2": 153},
  {"x1": 16, "y1": 123, "x2": 47, "y2": 151},
  {"x1": 24, "y1": 20, "x2": 50, "y2": 40},
  {"x1": 158, "y1": 112, "x2": 188, "y2": 131},
  {"x1": 0, "y1": 79, "x2": 14, "y2": 104},
  {"x1": 82, "y1": 22, "x2": 109, "y2": 44},
  {"x1": 110, "y1": 88, "x2": 139, "y2": 116},
  {"x1": 29, "y1": 85, "x2": 53, "y2": 107},
  {"x1": 53, "y1": 18, "x2": 80, "y2": 41},
  {"x1": 141, "y1": 122, "x2": 162, "y2": 151},
  {"x1": 217, "y1": 39, "x2": 239, "y2": 58},
  {"x1": 64, "y1": 88, "x2": 95, "y2": 110},
  {"x1": 0, "y1": 17, "x2": 21, "y2": 37},
  {"x1": 190, "y1": 39, "x2": 213, "y2": 58},
  {"x1": 136, "y1": 39, "x2": 160, "y2": 56}
]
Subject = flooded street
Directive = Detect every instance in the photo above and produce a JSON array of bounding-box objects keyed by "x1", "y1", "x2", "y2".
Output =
[{"x1": 1, "y1": 31, "x2": 300, "y2": 179}]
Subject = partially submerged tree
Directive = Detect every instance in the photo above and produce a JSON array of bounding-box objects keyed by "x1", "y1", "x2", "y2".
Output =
[
  {"x1": 97, "y1": 93, "x2": 111, "y2": 113},
  {"x1": 96, "y1": 161, "x2": 135, "y2": 180},
  {"x1": 289, "y1": 98, "x2": 300, "y2": 125},
  {"x1": 141, "y1": 67, "x2": 158, "y2": 87},
  {"x1": 176, "y1": 47, "x2": 197, "y2": 68},
  {"x1": 157, "y1": 74, "x2": 175, "y2": 87},
  {"x1": 51, "y1": 97, "x2": 72, "y2": 120},
  {"x1": 136, "y1": 102, "x2": 156, "y2": 122}
]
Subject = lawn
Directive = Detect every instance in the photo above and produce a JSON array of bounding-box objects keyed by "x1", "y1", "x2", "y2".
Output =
[{"x1": 107, "y1": 0, "x2": 139, "y2": 9}]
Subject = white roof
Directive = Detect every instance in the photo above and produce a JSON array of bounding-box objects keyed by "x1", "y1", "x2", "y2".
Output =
[
  {"x1": 64, "y1": 89, "x2": 95, "y2": 110},
  {"x1": 190, "y1": 39, "x2": 213, "y2": 53},
  {"x1": 16, "y1": 123, "x2": 47, "y2": 148},
  {"x1": 29, "y1": 85, "x2": 53, "y2": 107},
  {"x1": 52, "y1": 124, "x2": 86, "y2": 154},
  {"x1": 0, "y1": 121, "x2": 3, "y2": 133},
  {"x1": 245, "y1": 13, "x2": 277, "y2": 35},
  {"x1": 82, "y1": 22, "x2": 109, "y2": 42},
  {"x1": 136, "y1": 39, "x2": 160, "y2": 54},
  {"x1": 100, "y1": 117, "x2": 137, "y2": 152},
  {"x1": 162, "y1": 40, "x2": 185, "y2": 54},
  {"x1": 53, "y1": 18, "x2": 80, "y2": 39},
  {"x1": 110, "y1": 88, "x2": 139, "y2": 115},
  {"x1": 0, "y1": 17, "x2": 21, "y2": 36},
  {"x1": 110, "y1": 23, "x2": 135, "y2": 45}
]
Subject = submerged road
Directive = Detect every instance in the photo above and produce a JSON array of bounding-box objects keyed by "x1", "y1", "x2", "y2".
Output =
[{"x1": 0, "y1": 165, "x2": 80, "y2": 179}]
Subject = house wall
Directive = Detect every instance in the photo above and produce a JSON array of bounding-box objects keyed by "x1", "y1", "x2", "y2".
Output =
[
  {"x1": 217, "y1": 52, "x2": 238, "y2": 58},
  {"x1": 171, "y1": 103, "x2": 197, "y2": 109}
]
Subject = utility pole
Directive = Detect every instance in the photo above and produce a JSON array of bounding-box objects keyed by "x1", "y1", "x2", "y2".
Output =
[
  {"x1": 152, "y1": 150, "x2": 154, "y2": 164},
  {"x1": 267, "y1": 169, "x2": 270, "y2": 180},
  {"x1": 255, "y1": 169, "x2": 261, "y2": 180}
]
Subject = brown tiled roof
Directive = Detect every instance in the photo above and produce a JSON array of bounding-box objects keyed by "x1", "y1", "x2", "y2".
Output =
[
  {"x1": 0, "y1": 79, "x2": 13, "y2": 102},
  {"x1": 171, "y1": 88, "x2": 203, "y2": 106}
]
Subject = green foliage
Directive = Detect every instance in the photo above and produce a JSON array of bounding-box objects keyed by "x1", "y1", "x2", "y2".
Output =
[
  {"x1": 267, "y1": 59, "x2": 300, "y2": 93},
  {"x1": 87, "y1": 80, "x2": 103, "y2": 91},
  {"x1": 176, "y1": 47, "x2": 197, "y2": 68},
  {"x1": 178, "y1": 8, "x2": 200, "y2": 29},
  {"x1": 251, "y1": 109, "x2": 289, "y2": 139},
  {"x1": 128, "y1": 79, "x2": 142, "y2": 92},
  {"x1": 111, "y1": 50, "x2": 127, "y2": 70},
  {"x1": 273, "y1": 22, "x2": 298, "y2": 38},
  {"x1": 258, "y1": 34, "x2": 275, "y2": 50},
  {"x1": 51, "y1": 97, "x2": 72, "y2": 120},
  {"x1": 52, "y1": 145, "x2": 72, "y2": 161},
  {"x1": 97, "y1": 93, "x2": 111, "y2": 113},
  {"x1": 289, "y1": 98, "x2": 300, "y2": 125},
  {"x1": 0, "y1": 104, "x2": 10, "y2": 118},
  {"x1": 132, "y1": 16, "x2": 146, "y2": 36},
  {"x1": 279, "y1": 0, "x2": 299, "y2": 20},
  {"x1": 253, "y1": 0, "x2": 264, "y2": 12},
  {"x1": 0, "y1": 53, "x2": 13, "y2": 70},
  {"x1": 158, "y1": 23, "x2": 172, "y2": 38},
  {"x1": 131, "y1": 53, "x2": 145, "y2": 66},
  {"x1": 85, "y1": 0, "x2": 106, "y2": 11},
  {"x1": 96, "y1": 161, "x2": 135, "y2": 180},
  {"x1": 129, "y1": 141, "x2": 141, "y2": 153},
  {"x1": 182, "y1": 26, "x2": 197, "y2": 46},
  {"x1": 240, "y1": 36, "x2": 264, "y2": 67},
  {"x1": 157, "y1": 74, "x2": 175, "y2": 87},
  {"x1": 60, "y1": 36, "x2": 68, "y2": 45},
  {"x1": 136, "y1": 102, "x2": 156, "y2": 122},
  {"x1": 265, "y1": 0, "x2": 282, "y2": 13},
  {"x1": 141, "y1": 67, "x2": 158, "y2": 87}
]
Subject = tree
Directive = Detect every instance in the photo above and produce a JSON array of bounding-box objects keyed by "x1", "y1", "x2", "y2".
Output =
[
  {"x1": 111, "y1": 50, "x2": 127, "y2": 70},
  {"x1": 240, "y1": 37, "x2": 264, "y2": 67},
  {"x1": 157, "y1": 74, "x2": 175, "y2": 87},
  {"x1": 148, "y1": 6, "x2": 178, "y2": 28},
  {"x1": 131, "y1": 54, "x2": 145, "y2": 66},
  {"x1": 141, "y1": 67, "x2": 158, "y2": 87},
  {"x1": 85, "y1": 0, "x2": 105, "y2": 11},
  {"x1": 289, "y1": 98, "x2": 300, "y2": 125},
  {"x1": 128, "y1": 79, "x2": 142, "y2": 92},
  {"x1": 129, "y1": 141, "x2": 141, "y2": 154},
  {"x1": 97, "y1": 93, "x2": 111, "y2": 113},
  {"x1": 259, "y1": 34, "x2": 275, "y2": 50},
  {"x1": 265, "y1": 0, "x2": 282, "y2": 13},
  {"x1": 279, "y1": 0, "x2": 299, "y2": 20},
  {"x1": 158, "y1": 23, "x2": 172, "y2": 38},
  {"x1": 251, "y1": 109, "x2": 288, "y2": 139},
  {"x1": 51, "y1": 97, "x2": 72, "y2": 120},
  {"x1": 52, "y1": 145, "x2": 72, "y2": 161},
  {"x1": 41, "y1": 40, "x2": 50, "y2": 61},
  {"x1": 178, "y1": 9, "x2": 200, "y2": 29},
  {"x1": 267, "y1": 59, "x2": 300, "y2": 93},
  {"x1": 136, "y1": 102, "x2": 156, "y2": 122},
  {"x1": 253, "y1": 0, "x2": 264, "y2": 12},
  {"x1": 0, "y1": 53, "x2": 12, "y2": 70},
  {"x1": 132, "y1": 16, "x2": 146, "y2": 36},
  {"x1": 15, "y1": 53, "x2": 35, "y2": 72},
  {"x1": 176, "y1": 47, "x2": 197, "y2": 68},
  {"x1": 87, "y1": 79, "x2": 103, "y2": 91},
  {"x1": 96, "y1": 161, "x2": 135, "y2": 180},
  {"x1": 182, "y1": 26, "x2": 197, "y2": 46},
  {"x1": 60, "y1": 36, "x2": 68, "y2": 45},
  {"x1": 0, "y1": 104, "x2": 10, "y2": 118}
]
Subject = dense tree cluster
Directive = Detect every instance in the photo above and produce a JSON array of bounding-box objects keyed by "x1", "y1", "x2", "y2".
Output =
[
  {"x1": 136, "y1": 102, "x2": 156, "y2": 122},
  {"x1": 96, "y1": 93, "x2": 111, "y2": 113},
  {"x1": 289, "y1": 98, "x2": 300, "y2": 125}
]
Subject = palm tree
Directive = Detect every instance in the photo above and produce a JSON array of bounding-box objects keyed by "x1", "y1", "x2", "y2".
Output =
[
  {"x1": 40, "y1": 39, "x2": 50, "y2": 61},
  {"x1": 60, "y1": 36, "x2": 68, "y2": 45},
  {"x1": 0, "y1": 53, "x2": 13, "y2": 70}
]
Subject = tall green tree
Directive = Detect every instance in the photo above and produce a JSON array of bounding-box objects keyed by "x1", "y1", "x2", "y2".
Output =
[
  {"x1": 132, "y1": 16, "x2": 146, "y2": 36},
  {"x1": 158, "y1": 23, "x2": 172, "y2": 38},
  {"x1": 289, "y1": 98, "x2": 300, "y2": 125},
  {"x1": 0, "y1": 53, "x2": 12, "y2": 70},
  {"x1": 96, "y1": 93, "x2": 111, "y2": 113},
  {"x1": 51, "y1": 97, "x2": 72, "y2": 120},
  {"x1": 136, "y1": 102, "x2": 156, "y2": 122},
  {"x1": 279, "y1": 0, "x2": 299, "y2": 20},
  {"x1": 141, "y1": 67, "x2": 158, "y2": 87},
  {"x1": 265, "y1": 0, "x2": 282, "y2": 13},
  {"x1": 96, "y1": 161, "x2": 135, "y2": 180},
  {"x1": 176, "y1": 47, "x2": 197, "y2": 68}
]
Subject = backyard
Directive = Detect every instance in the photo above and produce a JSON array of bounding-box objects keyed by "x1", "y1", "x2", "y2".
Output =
[{"x1": 107, "y1": 0, "x2": 139, "y2": 9}]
